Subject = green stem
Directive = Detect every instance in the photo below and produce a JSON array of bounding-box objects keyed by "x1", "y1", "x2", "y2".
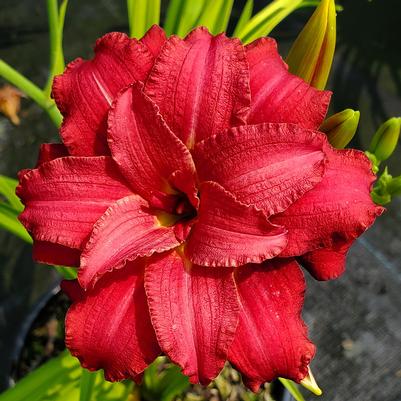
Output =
[
  {"x1": 44, "y1": 0, "x2": 67, "y2": 97},
  {"x1": 0, "y1": 59, "x2": 62, "y2": 127}
]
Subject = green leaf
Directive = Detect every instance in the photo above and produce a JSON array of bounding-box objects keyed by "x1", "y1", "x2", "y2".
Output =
[
  {"x1": 0, "y1": 175, "x2": 23, "y2": 212},
  {"x1": 128, "y1": 0, "x2": 161, "y2": 38},
  {"x1": 164, "y1": 0, "x2": 206, "y2": 37},
  {"x1": 79, "y1": 370, "x2": 97, "y2": 401},
  {"x1": 233, "y1": 0, "x2": 254, "y2": 38},
  {"x1": 196, "y1": 0, "x2": 234, "y2": 34},
  {"x1": 0, "y1": 351, "x2": 81, "y2": 401},
  {"x1": 142, "y1": 358, "x2": 189, "y2": 401},
  {"x1": 236, "y1": 0, "x2": 304, "y2": 44},
  {"x1": 44, "y1": 0, "x2": 68, "y2": 97},
  {"x1": 279, "y1": 378, "x2": 306, "y2": 401},
  {"x1": 0, "y1": 202, "x2": 32, "y2": 243}
]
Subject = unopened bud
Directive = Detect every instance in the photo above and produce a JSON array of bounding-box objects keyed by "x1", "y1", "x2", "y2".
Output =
[
  {"x1": 320, "y1": 109, "x2": 360, "y2": 148},
  {"x1": 369, "y1": 117, "x2": 401, "y2": 162},
  {"x1": 286, "y1": 0, "x2": 336, "y2": 90},
  {"x1": 300, "y1": 366, "x2": 322, "y2": 396}
]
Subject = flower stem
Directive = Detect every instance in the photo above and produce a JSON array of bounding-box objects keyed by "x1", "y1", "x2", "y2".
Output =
[{"x1": 0, "y1": 59, "x2": 62, "y2": 127}]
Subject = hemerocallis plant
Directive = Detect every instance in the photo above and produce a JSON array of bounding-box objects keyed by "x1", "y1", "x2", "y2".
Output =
[{"x1": 15, "y1": 22, "x2": 383, "y2": 392}]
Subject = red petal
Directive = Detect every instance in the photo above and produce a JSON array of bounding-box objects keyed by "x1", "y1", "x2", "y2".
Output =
[
  {"x1": 272, "y1": 147, "x2": 384, "y2": 257},
  {"x1": 33, "y1": 240, "x2": 80, "y2": 267},
  {"x1": 145, "y1": 27, "x2": 250, "y2": 147},
  {"x1": 229, "y1": 259, "x2": 315, "y2": 391},
  {"x1": 17, "y1": 156, "x2": 131, "y2": 249},
  {"x1": 145, "y1": 251, "x2": 239, "y2": 384},
  {"x1": 36, "y1": 143, "x2": 69, "y2": 166},
  {"x1": 108, "y1": 83, "x2": 197, "y2": 209},
  {"x1": 61, "y1": 279, "x2": 84, "y2": 302},
  {"x1": 66, "y1": 260, "x2": 160, "y2": 380},
  {"x1": 140, "y1": 25, "x2": 167, "y2": 57},
  {"x1": 246, "y1": 37, "x2": 331, "y2": 130},
  {"x1": 193, "y1": 123, "x2": 326, "y2": 215},
  {"x1": 185, "y1": 182, "x2": 287, "y2": 267},
  {"x1": 79, "y1": 194, "x2": 179, "y2": 289},
  {"x1": 298, "y1": 246, "x2": 349, "y2": 281},
  {"x1": 53, "y1": 32, "x2": 154, "y2": 156}
]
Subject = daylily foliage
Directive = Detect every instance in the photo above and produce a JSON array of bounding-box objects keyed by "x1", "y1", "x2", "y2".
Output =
[{"x1": 16, "y1": 25, "x2": 382, "y2": 391}]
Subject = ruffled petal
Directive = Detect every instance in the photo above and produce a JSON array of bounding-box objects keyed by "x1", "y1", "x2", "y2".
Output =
[
  {"x1": 66, "y1": 260, "x2": 160, "y2": 381},
  {"x1": 140, "y1": 25, "x2": 167, "y2": 57},
  {"x1": 298, "y1": 246, "x2": 350, "y2": 281},
  {"x1": 52, "y1": 32, "x2": 154, "y2": 156},
  {"x1": 246, "y1": 37, "x2": 331, "y2": 130},
  {"x1": 229, "y1": 259, "x2": 315, "y2": 391},
  {"x1": 17, "y1": 156, "x2": 131, "y2": 249},
  {"x1": 193, "y1": 123, "x2": 326, "y2": 215},
  {"x1": 272, "y1": 146, "x2": 384, "y2": 257},
  {"x1": 36, "y1": 143, "x2": 69, "y2": 166},
  {"x1": 108, "y1": 83, "x2": 197, "y2": 210},
  {"x1": 185, "y1": 182, "x2": 287, "y2": 267},
  {"x1": 145, "y1": 27, "x2": 250, "y2": 147},
  {"x1": 145, "y1": 251, "x2": 239, "y2": 384},
  {"x1": 33, "y1": 241, "x2": 80, "y2": 267},
  {"x1": 79, "y1": 194, "x2": 179, "y2": 289}
]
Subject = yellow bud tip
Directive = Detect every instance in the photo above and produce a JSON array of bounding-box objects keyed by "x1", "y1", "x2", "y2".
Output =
[{"x1": 300, "y1": 367, "x2": 323, "y2": 396}]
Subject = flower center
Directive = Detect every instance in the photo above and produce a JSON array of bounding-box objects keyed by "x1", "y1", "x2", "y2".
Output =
[{"x1": 156, "y1": 192, "x2": 197, "y2": 228}]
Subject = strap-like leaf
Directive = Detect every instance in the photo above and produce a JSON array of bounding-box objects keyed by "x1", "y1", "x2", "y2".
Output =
[
  {"x1": 0, "y1": 174, "x2": 23, "y2": 212},
  {"x1": 0, "y1": 202, "x2": 31, "y2": 243},
  {"x1": 279, "y1": 378, "x2": 306, "y2": 401}
]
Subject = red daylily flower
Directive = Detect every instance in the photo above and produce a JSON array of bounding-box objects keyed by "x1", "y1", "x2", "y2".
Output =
[{"x1": 17, "y1": 25, "x2": 382, "y2": 390}]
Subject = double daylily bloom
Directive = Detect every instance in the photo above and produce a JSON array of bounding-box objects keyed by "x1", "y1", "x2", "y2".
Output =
[{"x1": 17, "y1": 26, "x2": 382, "y2": 390}]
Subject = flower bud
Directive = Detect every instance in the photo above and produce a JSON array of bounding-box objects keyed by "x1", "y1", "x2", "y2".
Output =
[
  {"x1": 320, "y1": 109, "x2": 360, "y2": 148},
  {"x1": 300, "y1": 366, "x2": 322, "y2": 396},
  {"x1": 286, "y1": 0, "x2": 336, "y2": 90},
  {"x1": 369, "y1": 117, "x2": 401, "y2": 163}
]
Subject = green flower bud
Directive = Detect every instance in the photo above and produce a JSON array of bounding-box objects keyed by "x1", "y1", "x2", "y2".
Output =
[
  {"x1": 286, "y1": 0, "x2": 336, "y2": 90},
  {"x1": 320, "y1": 109, "x2": 360, "y2": 149},
  {"x1": 369, "y1": 117, "x2": 401, "y2": 162}
]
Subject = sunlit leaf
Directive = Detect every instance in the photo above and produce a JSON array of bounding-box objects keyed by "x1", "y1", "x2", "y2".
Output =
[
  {"x1": 0, "y1": 174, "x2": 23, "y2": 212},
  {"x1": 79, "y1": 370, "x2": 97, "y2": 401},
  {"x1": 127, "y1": 0, "x2": 161, "y2": 38},
  {"x1": 197, "y1": 0, "x2": 234, "y2": 34},
  {"x1": 0, "y1": 202, "x2": 31, "y2": 243},
  {"x1": 233, "y1": 0, "x2": 254, "y2": 38},
  {"x1": 164, "y1": 0, "x2": 206, "y2": 37},
  {"x1": 236, "y1": 0, "x2": 304, "y2": 44}
]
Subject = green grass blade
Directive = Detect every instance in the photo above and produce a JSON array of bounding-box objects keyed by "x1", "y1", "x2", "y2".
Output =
[
  {"x1": 233, "y1": 0, "x2": 254, "y2": 38},
  {"x1": 236, "y1": 0, "x2": 304, "y2": 44},
  {"x1": 0, "y1": 175, "x2": 23, "y2": 212},
  {"x1": 279, "y1": 378, "x2": 306, "y2": 401},
  {"x1": 0, "y1": 202, "x2": 32, "y2": 243}
]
